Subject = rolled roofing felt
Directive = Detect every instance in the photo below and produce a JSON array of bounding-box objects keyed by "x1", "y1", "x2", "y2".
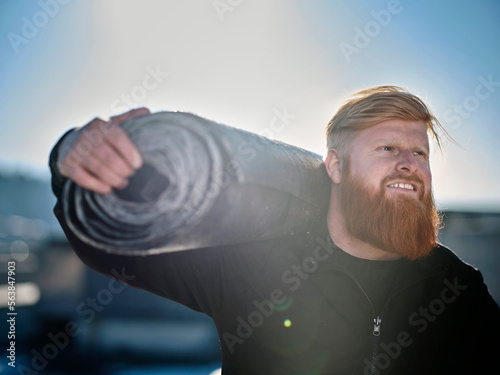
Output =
[{"x1": 62, "y1": 111, "x2": 331, "y2": 255}]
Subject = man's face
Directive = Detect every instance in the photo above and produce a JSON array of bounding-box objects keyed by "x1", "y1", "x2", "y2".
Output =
[
  {"x1": 347, "y1": 119, "x2": 432, "y2": 201},
  {"x1": 335, "y1": 119, "x2": 440, "y2": 260}
]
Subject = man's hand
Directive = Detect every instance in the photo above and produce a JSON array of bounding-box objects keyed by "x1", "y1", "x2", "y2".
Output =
[{"x1": 58, "y1": 108, "x2": 150, "y2": 194}]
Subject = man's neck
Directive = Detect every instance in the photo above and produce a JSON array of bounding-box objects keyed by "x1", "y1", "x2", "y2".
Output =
[{"x1": 327, "y1": 193, "x2": 402, "y2": 261}]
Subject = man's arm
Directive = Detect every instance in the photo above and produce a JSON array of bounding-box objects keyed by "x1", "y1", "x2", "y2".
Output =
[{"x1": 49, "y1": 108, "x2": 293, "y2": 316}]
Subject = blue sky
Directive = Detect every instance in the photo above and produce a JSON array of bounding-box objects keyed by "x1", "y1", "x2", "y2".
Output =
[{"x1": 1, "y1": 0, "x2": 499, "y2": 210}]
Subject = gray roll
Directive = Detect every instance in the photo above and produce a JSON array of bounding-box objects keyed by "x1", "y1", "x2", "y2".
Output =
[{"x1": 62, "y1": 111, "x2": 331, "y2": 255}]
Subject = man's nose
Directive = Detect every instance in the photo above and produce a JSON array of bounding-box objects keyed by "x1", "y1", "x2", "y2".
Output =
[{"x1": 395, "y1": 149, "x2": 418, "y2": 174}]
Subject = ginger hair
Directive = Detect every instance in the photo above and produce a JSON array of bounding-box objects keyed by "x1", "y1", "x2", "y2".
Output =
[{"x1": 325, "y1": 86, "x2": 452, "y2": 157}]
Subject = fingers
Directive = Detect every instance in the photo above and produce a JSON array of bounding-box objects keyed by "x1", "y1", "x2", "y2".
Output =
[
  {"x1": 64, "y1": 165, "x2": 117, "y2": 195},
  {"x1": 91, "y1": 140, "x2": 136, "y2": 179},
  {"x1": 110, "y1": 107, "x2": 150, "y2": 124},
  {"x1": 108, "y1": 107, "x2": 151, "y2": 169},
  {"x1": 58, "y1": 107, "x2": 150, "y2": 194},
  {"x1": 101, "y1": 122, "x2": 143, "y2": 170},
  {"x1": 77, "y1": 152, "x2": 130, "y2": 189}
]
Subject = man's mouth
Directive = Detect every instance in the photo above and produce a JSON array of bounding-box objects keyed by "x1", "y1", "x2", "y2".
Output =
[{"x1": 387, "y1": 182, "x2": 416, "y2": 191}]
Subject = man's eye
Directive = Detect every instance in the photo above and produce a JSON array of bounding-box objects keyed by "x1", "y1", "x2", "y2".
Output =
[{"x1": 381, "y1": 146, "x2": 393, "y2": 151}]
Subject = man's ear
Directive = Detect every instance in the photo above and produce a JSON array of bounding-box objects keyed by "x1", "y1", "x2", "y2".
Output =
[{"x1": 325, "y1": 148, "x2": 342, "y2": 184}]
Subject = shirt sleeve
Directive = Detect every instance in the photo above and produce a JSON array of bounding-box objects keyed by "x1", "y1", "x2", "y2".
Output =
[{"x1": 49, "y1": 128, "x2": 77, "y2": 199}]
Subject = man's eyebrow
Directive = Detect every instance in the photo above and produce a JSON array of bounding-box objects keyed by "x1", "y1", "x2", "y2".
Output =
[
  {"x1": 372, "y1": 138, "x2": 393, "y2": 144},
  {"x1": 372, "y1": 138, "x2": 430, "y2": 152}
]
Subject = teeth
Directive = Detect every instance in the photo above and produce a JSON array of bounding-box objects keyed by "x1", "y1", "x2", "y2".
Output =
[{"x1": 388, "y1": 183, "x2": 414, "y2": 191}]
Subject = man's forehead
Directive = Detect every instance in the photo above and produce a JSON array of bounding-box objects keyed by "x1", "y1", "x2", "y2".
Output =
[{"x1": 354, "y1": 120, "x2": 430, "y2": 147}]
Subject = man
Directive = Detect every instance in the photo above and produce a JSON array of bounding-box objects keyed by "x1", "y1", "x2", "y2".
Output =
[{"x1": 50, "y1": 86, "x2": 500, "y2": 374}]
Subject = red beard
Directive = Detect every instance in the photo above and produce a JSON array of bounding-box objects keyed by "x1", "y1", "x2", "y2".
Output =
[{"x1": 339, "y1": 162, "x2": 441, "y2": 261}]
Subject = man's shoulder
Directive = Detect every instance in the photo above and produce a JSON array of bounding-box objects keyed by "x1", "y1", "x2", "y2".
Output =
[
  {"x1": 432, "y1": 243, "x2": 474, "y2": 266},
  {"x1": 423, "y1": 243, "x2": 484, "y2": 284},
  {"x1": 431, "y1": 243, "x2": 465, "y2": 262}
]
